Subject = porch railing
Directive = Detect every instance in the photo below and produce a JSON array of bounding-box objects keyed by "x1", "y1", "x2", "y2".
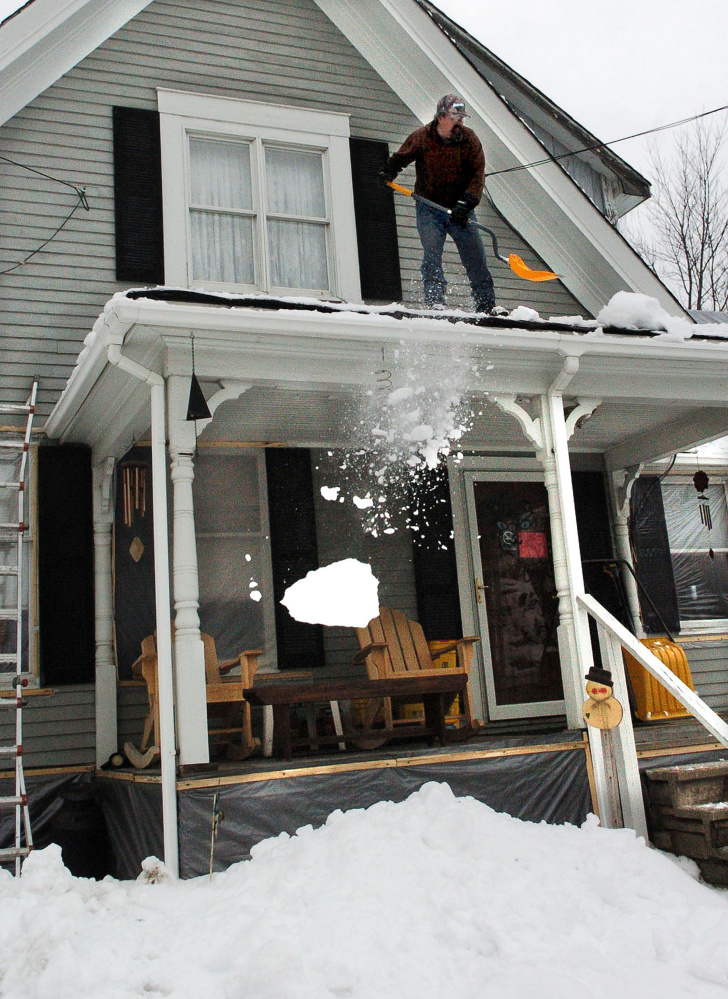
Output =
[{"x1": 575, "y1": 592, "x2": 728, "y2": 840}]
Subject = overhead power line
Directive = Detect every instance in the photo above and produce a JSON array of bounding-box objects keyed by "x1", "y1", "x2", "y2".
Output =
[
  {"x1": 487, "y1": 103, "x2": 728, "y2": 177},
  {"x1": 0, "y1": 154, "x2": 89, "y2": 277}
]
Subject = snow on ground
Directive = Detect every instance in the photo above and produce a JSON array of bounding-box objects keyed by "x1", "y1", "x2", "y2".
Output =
[{"x1": 1, "y1": 783, "x2": 727, "y2": 999}]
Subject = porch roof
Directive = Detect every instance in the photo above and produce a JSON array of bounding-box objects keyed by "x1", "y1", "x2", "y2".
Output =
[{"x1": 44, "y1": 289, "x2": 728, "y2": 471}]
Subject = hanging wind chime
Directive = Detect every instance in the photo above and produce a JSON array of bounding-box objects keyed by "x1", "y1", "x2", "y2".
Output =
[
  {"x1": 693, "y1": 469, "x2": 712, "y2": 530},
  {"x1": 119, "y1": 460, "x2": 147, "y2": 528}
]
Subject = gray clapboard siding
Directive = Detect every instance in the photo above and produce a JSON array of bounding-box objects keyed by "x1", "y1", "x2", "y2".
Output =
[
  {"x1": 681, "y1": 639, "x2": 728, "y2": 711},
  {"x1": 0, "y1": 0, "x2": 586, "y2": 417},
  {"x1": 0, "y1": 685, "x2": 95, "y2": 770},
  {"x1": 117, "y1": 683, "x2": 150, "y2": 747}
]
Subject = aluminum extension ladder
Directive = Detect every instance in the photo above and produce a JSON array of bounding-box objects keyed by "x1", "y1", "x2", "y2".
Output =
[{"x1": 0, "y1": 382, "x2": 37, "y2": 875}]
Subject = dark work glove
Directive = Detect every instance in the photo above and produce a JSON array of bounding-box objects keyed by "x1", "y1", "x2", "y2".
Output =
[
  {"x1": 378, "y1": 169, "x2": 396, "y2": 190},
  {"x1": 450, "y1": 199, "x2": 473, "y2": 227}
]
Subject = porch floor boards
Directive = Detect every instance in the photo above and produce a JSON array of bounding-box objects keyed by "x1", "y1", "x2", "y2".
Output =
[{"x1": 100, "y1": 712, "x2": 728, "y2": 789}]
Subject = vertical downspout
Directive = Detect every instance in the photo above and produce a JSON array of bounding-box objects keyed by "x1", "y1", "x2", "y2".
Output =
[{"x1": 107, "y1": 344, "x2": 179, "y2": 877}]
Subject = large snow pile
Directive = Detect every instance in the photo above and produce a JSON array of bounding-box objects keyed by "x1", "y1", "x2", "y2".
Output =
[{"x1": 1, "y1": 783, "x2": 727, "y2": 998}]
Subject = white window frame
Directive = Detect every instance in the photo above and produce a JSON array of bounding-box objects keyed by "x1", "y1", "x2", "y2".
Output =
[
  {"x1": 662, "y1": 473, "x2": 728, "y2": 636},
  {"x1": 158, "y1": 89, "x2": 362, "y2": 302}
]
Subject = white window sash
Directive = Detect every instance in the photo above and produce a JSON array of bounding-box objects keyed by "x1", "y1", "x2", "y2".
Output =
[{"x1": 158, "y1": 90, "x2": 361, "y2": 301}]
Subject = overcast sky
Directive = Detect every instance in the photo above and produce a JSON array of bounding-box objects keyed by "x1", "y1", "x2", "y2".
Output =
[
  {"x1": 1, "y1": 0, "x2": 726, "y2": 184},
  {"x1": 434, "y1": 0, "x2": 728, "y2": 182}
]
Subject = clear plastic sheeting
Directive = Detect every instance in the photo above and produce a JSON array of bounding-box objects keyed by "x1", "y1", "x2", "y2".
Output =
[
  {"x1": 663, "y1": 482, "x2": 728, "y2": 621},
  {"x1": 192, "y1": 450, "x2": 269, "y2": 663}
]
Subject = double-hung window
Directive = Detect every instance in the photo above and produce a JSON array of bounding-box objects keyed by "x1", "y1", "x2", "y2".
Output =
[{"x1": 159, "y1": 90, "x2": 361, "y2": 300}]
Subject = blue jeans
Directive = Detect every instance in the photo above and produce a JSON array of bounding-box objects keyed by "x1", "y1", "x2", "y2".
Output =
[{"x1": 416, "y1": 201, "x2": 495, "y2": 311}]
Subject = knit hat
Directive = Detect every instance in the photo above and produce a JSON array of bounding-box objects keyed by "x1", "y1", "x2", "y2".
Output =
[{"x1": 436, "y1": 94, "x2": 469, "y2": 118}]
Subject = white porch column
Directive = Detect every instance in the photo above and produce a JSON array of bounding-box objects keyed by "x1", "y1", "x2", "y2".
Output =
[
  {"x1": 92, "y1": 456, "x2": 117, "y2": 766},
  {"x1": 168, "y1": 375, "x2": 209, "y2": 766},
  {"x1": 539, "y1": 393, "x2": 596, "y2": 728},
  {"x1": 609, "y1": 467, "x2": 645, "y2": 638}
]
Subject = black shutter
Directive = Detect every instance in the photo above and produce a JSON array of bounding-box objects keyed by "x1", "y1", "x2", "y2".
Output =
[
  {"x1": 265, "y1": 449, "x2": 325, "y2": 670},
  {"x1": 38, "y1": 446, "x2": 95, "y2": 685},
  {"x1": 349, "y1": 137, "x2": 402, "y2": 303},
  {"x1": 412, "y1": 466, "x2": 463, "y2": 640},
  {"x1": 113, "y1": 106, "x2": 165, "y2": 284},
  {"x1": 630, "y1": 476, "x2": 681, "y2": 635},
  {"x1": 572, "y1": 471, "x2": 629, "y2": 627}
]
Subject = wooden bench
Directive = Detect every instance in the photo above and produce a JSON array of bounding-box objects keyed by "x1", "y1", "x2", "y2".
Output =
[{"x1": 244, "y1": 673, "x2": 469, "y2": 760}]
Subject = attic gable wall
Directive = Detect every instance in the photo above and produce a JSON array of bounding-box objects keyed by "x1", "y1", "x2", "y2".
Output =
[{"x1": 0, "y1": 0, "x2": 585, "y2": 416}]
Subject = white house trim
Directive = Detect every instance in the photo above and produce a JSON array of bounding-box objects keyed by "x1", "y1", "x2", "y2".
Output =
[
  {"x1": 0, "y1": 0, "x2": 152, "y2": 126},
  {"x1": 158, "y1": 89, "x2": 361, "y2": 301},
  {"x1": 313, "y1": 0, "x2": 688, "y2": 318}
]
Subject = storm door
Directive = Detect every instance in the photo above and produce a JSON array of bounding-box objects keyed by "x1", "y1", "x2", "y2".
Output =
[{"x1": 465, "y1": 473, "x2": 565, "y2": 720}]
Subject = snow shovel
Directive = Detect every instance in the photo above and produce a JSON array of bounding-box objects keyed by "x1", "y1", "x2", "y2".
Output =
[{"x1": 386, "y1": 181, "x2": 559, "y2": 282}]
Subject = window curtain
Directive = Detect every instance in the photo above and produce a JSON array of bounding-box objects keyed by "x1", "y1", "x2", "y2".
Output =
[
  {"x1": 265, "y1": 146, "x2": 329, "y2": 290},
  {"x1": 189, "y1": 137, "x2": 255, "y2": 285}
]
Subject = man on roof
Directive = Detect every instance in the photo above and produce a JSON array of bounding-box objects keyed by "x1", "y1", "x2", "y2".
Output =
[{"x1": 380, "y1": 94, "x2": 505, "y2": 316}]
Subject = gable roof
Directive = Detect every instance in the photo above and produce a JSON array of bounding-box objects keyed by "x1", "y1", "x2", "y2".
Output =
[
  {"x1": 416, "y1": 0, "x2": 650, "y2": 219},
  {"x1": 0, "y1": 0, "x2": 687, "y2": 318}
]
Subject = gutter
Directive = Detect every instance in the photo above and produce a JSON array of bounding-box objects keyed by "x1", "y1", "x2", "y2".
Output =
[{"x1": 105, "y1": 339, "x2": 179, "y2": 879}]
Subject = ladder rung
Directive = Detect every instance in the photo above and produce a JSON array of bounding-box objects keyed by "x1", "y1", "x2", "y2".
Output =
[
  {"x1": 0, "y1": 847, "x2": 31, "y2": 861},
  {"x1": 0, "y1": 797, "x2": 25, "y2": 806},
  {"x1": 0, "y1": 609, "x2": 19, "y2": 619},
  {"x1": 0, "y1": 699, "x2": 22, "y2": 708},
  {"x1": 0, "y1": 567, "x2": 18, "y2": 576},
  {"x1": 0, "y1": 441, "x2": 26, "y2": 451},
  {"x1": 0, "y1": 482, "x2": 20, "y2": 489},
  {"x1": 0, "y1": 404, "x2": 32, "y2": 414},
  {"x1": 0, "y1": 747, "x2": 19, "y2": 756},
  {"x1": 0, "y1": 523, "x2": 24, "y2": 531}
]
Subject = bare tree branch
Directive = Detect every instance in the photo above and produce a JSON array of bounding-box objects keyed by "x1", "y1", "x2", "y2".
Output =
[{"x1": 619, "y1": 119, "x2": 728, "y2": 311}]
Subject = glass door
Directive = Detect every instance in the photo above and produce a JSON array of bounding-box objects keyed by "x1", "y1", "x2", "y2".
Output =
[{"x1": 466, "y1": 474, "x2": 565, "y2": 720}]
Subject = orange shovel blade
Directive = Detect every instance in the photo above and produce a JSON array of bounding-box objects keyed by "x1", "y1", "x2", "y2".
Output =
[{"x1": 508, "y1": 254, "x2": 558, "y2": 282}]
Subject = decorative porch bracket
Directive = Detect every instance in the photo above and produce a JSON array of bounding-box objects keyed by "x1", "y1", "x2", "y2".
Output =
[
  {"x1": 492, "y1": 394, "x2": 543, "y2": 450},
  {"x1": 564, "y1": 398, "x2": 601, "y2": 440},
  {"x1": 92, "y1": 455, "x2": 117, "y2": 767},
  {"x1": 194, "y1": 381, "x2": 253, "y2": 435}
]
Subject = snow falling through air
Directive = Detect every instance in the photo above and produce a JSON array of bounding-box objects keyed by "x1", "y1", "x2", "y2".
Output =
[{"x1": 321, "y1": 339, "x2": 491, "y2": 541}]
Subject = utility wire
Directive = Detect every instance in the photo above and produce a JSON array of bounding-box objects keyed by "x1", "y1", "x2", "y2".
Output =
[
  {"x1": 0, "y1": 154, "x2": 89, "y2": 276},
  {"x1": 488, "y1": 103, "x2": 728, "y2": 178}
]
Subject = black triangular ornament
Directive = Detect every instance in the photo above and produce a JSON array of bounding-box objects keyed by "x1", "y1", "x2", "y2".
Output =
[{"x1": 186, "y1": 373, "x2": 211, "y2": 421}]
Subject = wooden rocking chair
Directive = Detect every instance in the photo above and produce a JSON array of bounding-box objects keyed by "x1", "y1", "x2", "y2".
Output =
[
  {"x1": 129, "y1": 630, "x2": 261, "y2": 767},
  {"x1": 352, "y1": 607, "x2": 479, "y2": 743}
]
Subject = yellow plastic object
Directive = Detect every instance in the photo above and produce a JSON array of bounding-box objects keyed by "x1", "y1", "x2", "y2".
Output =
[
  {"x1": 508, "y1": 253, "x2": 559, "y2": 282},
  {"x1": 395, "y1": 641, "x2": 462, "y2": 724},
  {"x1": 622, "y1": 637, "x2": 694, "y2": 722}
]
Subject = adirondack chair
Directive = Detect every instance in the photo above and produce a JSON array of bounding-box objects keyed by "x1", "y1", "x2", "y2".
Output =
[
  {"x1": 131, "y1": 630, "x2": 261, "y2": 766},
  {"x1": 353, "y1": 607, "x2": 479, "y2": 738}
]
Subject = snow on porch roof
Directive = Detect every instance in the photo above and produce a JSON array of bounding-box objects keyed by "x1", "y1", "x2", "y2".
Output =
[{"x1": 122, "y1": 287, "x2": 728, "y2": 343}]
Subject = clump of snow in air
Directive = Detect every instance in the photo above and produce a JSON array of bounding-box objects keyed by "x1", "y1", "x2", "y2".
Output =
[
  {"x1": 320, "y1": 485, "x2": 340, "y2": 501},
  {"x1": 331, "y1": 339, "x2": 489, "y2": 538},
  {"x1": 281, "y1": 558, "x2": 379, "y2": 627},
  {"x1": 3, "y1": 783, "x2": 728, "y2": 998}
]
